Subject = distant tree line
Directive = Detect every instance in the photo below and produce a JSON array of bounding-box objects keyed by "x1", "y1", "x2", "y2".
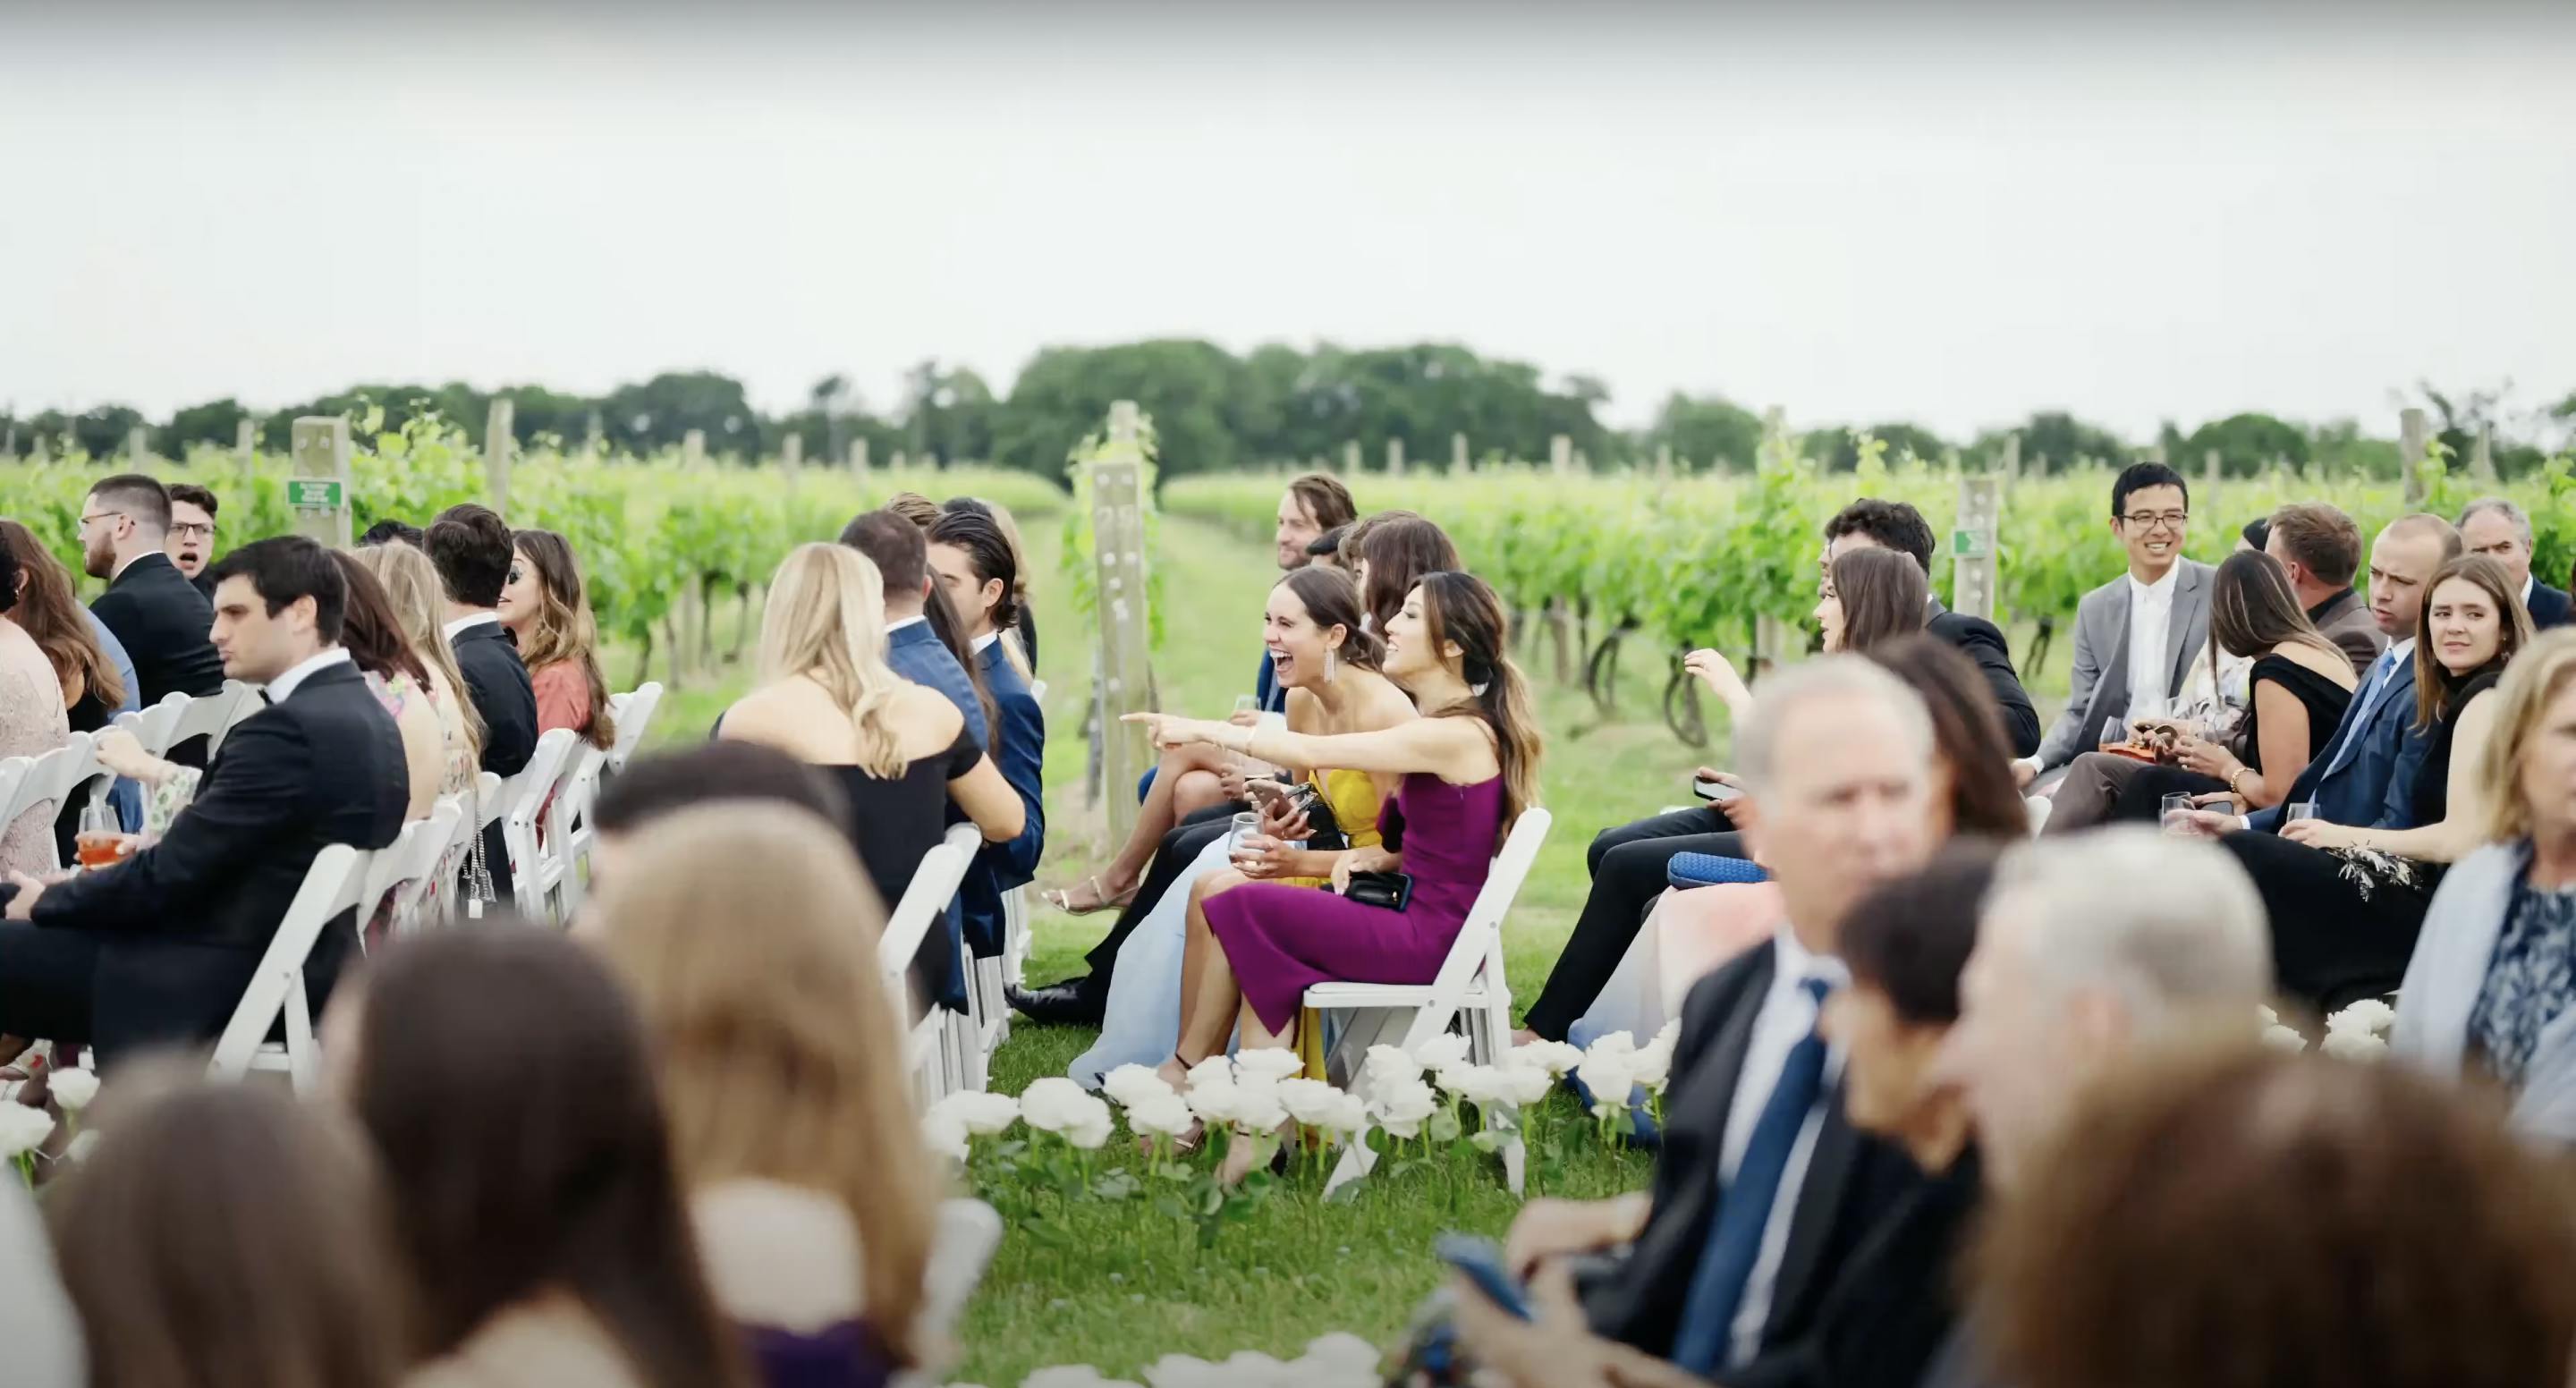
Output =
[{"x1": 7, "y1": 341, "x2": 2571, "y2": 486}]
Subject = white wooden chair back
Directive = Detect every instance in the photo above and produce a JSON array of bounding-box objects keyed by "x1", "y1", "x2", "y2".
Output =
[
  {"x1": 1303, "y1": 807, "x2": 1554, "y2": 1196},
  {"x1": 359, "y1": 801, "x2": 464, "y2": 946},
  {"x1": 3, "y1": 735, "x2": 101, "y2": 873},
  {"x1": 0, "y1": 758, "x2": 28, "y2": 852},
  {"x1": 114, "y1": 691, "x2": 191, "y2": 758},
  {"x1": 208, "y1": 843, "x2": 371, "y2": 1096},
  {"x1": 880, "y1": 827, "x2": 978, "y2": 1108},
  {"x1": 938, "y1": 824, "x2": 1004, "y2": 1092},
  {"x1": 605, "y1": 681, "x2": 662, "y2": 774},
  {"x1": 500, "y1": 729, "x2": 580, "y2": 919},
  {"x1": 433, "y1": 773, "x2": 504, "y2": 924},
  {"x1": 173, "y1": 681, "x2": 256, "y2": 755},
  {"x1": 889, "y1": 1199, "x2": 1004, "y2": 1388},
  {"x1": 534, "y1": 741, "x2": 606, "y2": 921}
]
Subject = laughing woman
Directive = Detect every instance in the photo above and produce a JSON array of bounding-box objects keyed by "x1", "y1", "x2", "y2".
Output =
[
  {"x1": 1067, "y1": 565, "x2": 1412, "y2": 1086},
  {"x1": 1129, "y1": 571, "x2": 1542, "y2": 1181}
]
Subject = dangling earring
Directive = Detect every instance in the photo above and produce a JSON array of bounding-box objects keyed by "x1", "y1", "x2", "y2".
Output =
[{"x1": 1326, "y1": 647, "x2": 1339, "y2": 684}]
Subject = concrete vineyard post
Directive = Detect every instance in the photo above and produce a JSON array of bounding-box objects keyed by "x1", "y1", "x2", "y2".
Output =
[
  {"x1": 484, "y1": 398, "x2": 514, "y2": 519},
  {"x1": 1551, "y1": 435, "x2": 1572, "y2": 478},
  {"x1": 127, "y1": 427, "x2": 148, "y2": 464},
  {"x1": 782, "y1": 433, "x2": 803, "y2": 470},
  {"x1": 234, "y1": 418, "x2": 256, "y2": 464},
  {"x1": 683, "y1": 430, "x2": 707, "y2": 468},
  {"x1": 286, "y1": 417, "x2": 354, "y2": 549},
  {"x1": 1953, "y1": 473, "x2": 2003, "y2": 624},
  {"x1": 1093, "y1": 401, "x2": 1155, "y2": 847},
  {"x1": 1387, "y1": 437, "x2": 1404, "y2": 478},
  {"x1": 586, "y1": 411, "x2": 605, "y2": 458},
  {"x1": 2203, "y1": 449, "x2": 2222, "y2": 520},
  {"x1": 2471, "y1": 427, "x2": 2496, "y2": 483},
  {"x1": 849, "y1": 438, "x2": 869, "y2": 477},
  {"x1": 1343, "y1": 440, "x2": 1361, "y2": 477},
  {"x1": 1656, "y1": 444, "x2": 1674, "y2": 482},
  {"x1": 2400, "y1": 409, "x2": 2428, "y2": 509},
  {"x1": 1451, "y1": 432, "x2": 1469, "y2": 476},
  {"x1": 2001, "y1": 433, "x2": 2021, "y2": 481}
]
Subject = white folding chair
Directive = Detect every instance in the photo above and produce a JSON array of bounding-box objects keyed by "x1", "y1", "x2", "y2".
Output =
[
  {"x1": 207, "y1": 843, "x2": 371, "y2": 1096},
  {"x1": 1306, "y1": 807, "x2": 1554, "y2": 1197},
  {"x1": 890, "y1": 1199, "x2": 1004, "y2": 1388},
  {"x1": 605, "y1": 681, "x2": 662, "y2": 774},
  {"x1": 113, "y1": 691, "x2": 191, "y2": 758},
  {"x1": 172, "y1": 680, "x2": 255, "y2": 756},
  {"x1": 1, "y1": 734, "x2": 102, "y2": 873},
  {"x1": 430, "y1": 773, "x2": 504, "y2": 925},
  {"x1": 359, "y1": 802, "x2": 464, "y2": 947},
  {"x1": 534, "y1": 743, "x2": 606, "y2": 922},
  {"x1": 0, "y1": 757, "x2": 29, "y2": 859},
  {"x1": 880, "y1": 829, "x2": 978, "y2": 1108},
  {"x1": 938, "y1": 825, "x2": 1013, "y2": 1092},
  {"x1": 500, "y1": 729, "x2": 580, "y2": 920}
]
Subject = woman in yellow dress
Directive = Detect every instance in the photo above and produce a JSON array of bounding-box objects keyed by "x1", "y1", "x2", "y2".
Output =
[{"x1": 1068, "y1": 566, "x2": 1414, "y2": 1087}]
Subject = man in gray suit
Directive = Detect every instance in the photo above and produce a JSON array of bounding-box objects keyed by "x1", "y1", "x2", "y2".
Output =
[
  {"x1": 2014, "y1": 463, "x2": 2215, "y2": 790},
  {"x1": 2265, "y1": 502, "x2": 2386, "y2": 677}
]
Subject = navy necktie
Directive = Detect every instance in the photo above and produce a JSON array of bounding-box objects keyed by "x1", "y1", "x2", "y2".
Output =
[{"x1": 1671, "y1": 978, "x2": 1832, "y2": 1374}]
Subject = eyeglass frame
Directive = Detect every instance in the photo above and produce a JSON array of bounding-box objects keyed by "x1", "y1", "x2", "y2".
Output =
[
  {"x1": 77, "y1": 509, "x2": 130, "y2": 531},
  {"x1": 168, "y1": 520, "x2": 216, "y2": 539},
  {"x1": 2118, "y1": 509, "x2": 2190, "y2": 533}
]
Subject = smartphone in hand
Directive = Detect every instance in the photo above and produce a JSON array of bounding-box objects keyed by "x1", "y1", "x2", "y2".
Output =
[
  {"x1": 1692, "y1": 774, "x2": 1742, "y2": 804},
  {"x1": 1436, "y1": 1233, "x2": 1532, "y2": 1321}
]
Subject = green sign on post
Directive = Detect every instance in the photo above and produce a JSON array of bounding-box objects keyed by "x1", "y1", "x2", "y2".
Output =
[
  {"x1": 1949, "y1": 529, "x2": 1990, "y2": 560},
  {"x1": 284, "y1": 478, "x2": 345, "y2": 511}
]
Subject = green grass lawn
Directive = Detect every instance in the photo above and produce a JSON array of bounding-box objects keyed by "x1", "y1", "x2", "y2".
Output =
[{"x1": 611, "y1": 508, "x2": 2077, "y2": 1384}]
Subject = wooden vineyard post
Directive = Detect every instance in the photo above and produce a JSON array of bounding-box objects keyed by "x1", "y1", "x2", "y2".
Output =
[
  {"x1": 2203, "y1": 449, "x2": 2222, "y2": 521},
  {"x1": 234, "y1": 418, "x2": 257, "y2": 463},
  {"x1": 2471, "y1": 426, "x2": 2497, "y2": 483},
  {"x1": 682, "y1": 429, "x2": 707, "y2": 467},
  {"x1": 484, "y1": 398, "x2": 513, "y2": 517},
  {"x1": 1091, "y1": 403, "x2": 1156, "y2": 846},
  {"x1": 1451, "y1": 432, "x2": 1469, "y2": 476},
  {"x1": 127, "y1": 427, "x2": 149, "y2": 465},
  {"x1": 2400, "y1": 408, "x2": 2428, "y2": 509},
  {"x1": 1656, "y1": 444, "x2": 1674, "y2": 482},
  {"x1": 781, "y1": 433, "x2": 803, "y2": 470},
  {"x1": 1953, "y1": 473, "x2": 2003, "y2": 624},
  {"x1": 1386, "y1": 437, "x2": 1404, "y2": 477},
  {"x1": 2000, "y1": 433, "x2": 2021, "y2": 481},
  {"x1": 1342, "y1": 439, "x2": 1361, "y2": 477},
  {"x1": 286, "y1": 417, "x2": 354, "y2": 549},
  {"x1": 849, "y1": 437, "x2": 869, "y2": 477},
  {"x1": 585, "y1": 411, "x2": 605, "y2": 458},
  {"x1": 1550, "y1": 435, "x2": 1572, "y2": 478}
]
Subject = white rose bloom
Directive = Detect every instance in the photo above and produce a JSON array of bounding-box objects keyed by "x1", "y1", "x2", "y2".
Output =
[
  {"x1": 0, "y1": 1104, "x2": 56, "y2": 1159},
  {"x1": 1301, "y1": 1333, "x2": 1383, "y2": 1375},
  {"x1": 1373, "y1": 1079, "x2": 1438, "y2": 1138},
  {"x1": 1498, "y1": 1063, "x2": 1555, "y2": 1107},
  {"x1": 1020, "y1": 1078, "x2": 1092, "y2": 1135},
  {"x1": 1063, "y1": 1099, "x2": 1115, "y2": 1151},
  {"x1": 1506, "y1": 1039, "x2": 1584, "y2": 1077},
  {"x1": 1361, "y1": 1044, "x2": 1421, "y2": 1088},
  {"x1": 1186, "y1": 1080, "x2": 1244, "y2": 1127},
  {"x1": 2320, "y1": 1029, "x2": 2389, "y2": 1062},
  {"x1": 1412, "y1": 1033, "x2": 1472, "y2": 1071},
  {"x1": 1235, "y1": 1049, "x2": 1306, "y2": 1082},
  {"x1": 2326, "y1": 1000, "x2": 2397, "y2": 1037},
  {"x1": 1586, "y1": 1030, "x2": 1638, "y2": 1058},
  {"x1": 923, "y1": 1111, "x2": 970, "y2": 1163},
  {"x1": 1318, "y1": 1091, "x2": 1372, "y2": 1136},
  {"x1": 1144, "y1": 1356, "x2": 1231, "y2": 1388},
  {"x1": 1228, "y1": 1083, "x2": 1288, "y2": 1134},
  {"x1": 1102, "y1": 1064, "x2": 1174, "y2": 1107},
  {"x1": 2257, "y1": 1003, "x2": 2281, "y2": 1029},
  {"x1": 65, "y1": 1130, "x2": 101, "y2": 1164},
  {"x1": 1576, "y1": 1054, "x2": 1636, "y2": 1113},
  {"x1": 1277, "y1": 1078, "x2": 1344, "y2": 1125},
  {"x1": 1127, "y1": 1093, "x2": 1199, "y2": 1140},
  {"x1": 1022, "y1": 1367, "x2": 1112, "y2": 1388},
  {"x1": 1186, "y1": 1054, "x2": 1239, "y2": 1093},
  {"x1": 928, "y1": 1090, "x2": 1021, "y2": 1138},
  {"x1": 1630, "y1": 1040, "x2": 1674, "y2": 1093},
  {"x1": 2263, "y1": 1024, "x2": 2310, "y2": 1054},
  {"x1": 46, "y1": 1069, "x2": 98, "y2": 1112},
  {"x1": 1221, "y1": 1351, "x2": 1289, "y2": 1379},
  {"x1": 1443, "y1": 1064, "x2": 1514, "y2": 1106}
]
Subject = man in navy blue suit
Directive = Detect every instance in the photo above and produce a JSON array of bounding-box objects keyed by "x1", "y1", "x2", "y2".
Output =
[
  {"x1": 841, "y1": 511, "x2": 989, "y2": 751},
  {"x1": 2459, "y1": 497, "x2": 2572, "y2": 631},
  {"x1": 925, "y1": 509, "x2": 1046, "y2": 964}
]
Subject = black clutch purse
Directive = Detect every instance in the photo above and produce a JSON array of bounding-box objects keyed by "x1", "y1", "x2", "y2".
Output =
[
  {"x1": 1341, "y1": 870, "x2": 1414, "y2": 911},
  {"x1": 1285, "y1": 781, "x2": 1349, "y2": 852}
]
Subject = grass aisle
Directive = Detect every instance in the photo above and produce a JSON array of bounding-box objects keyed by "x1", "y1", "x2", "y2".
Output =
[{"x1": 964, "y1": 512, "x2": 1705, "y2": 1384}]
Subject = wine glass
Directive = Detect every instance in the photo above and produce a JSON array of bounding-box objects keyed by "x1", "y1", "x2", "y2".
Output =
[{"x1": 1225, "y1": 811, "x2": 1262, "y2": 862}]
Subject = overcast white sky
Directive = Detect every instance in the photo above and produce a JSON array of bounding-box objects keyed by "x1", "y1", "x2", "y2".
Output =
[{"x1": 5, "y1": 3, "x2": 2573, "y2": 442}]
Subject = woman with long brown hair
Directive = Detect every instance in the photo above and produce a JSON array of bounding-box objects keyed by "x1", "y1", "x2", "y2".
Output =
[
  {"x1": 498, "y1": 529, "x2": 616, "y2": 752},
  {"x1": 352, "y1": 927, "x2": 747, "y2": 1388},
  {"x1": 1681, "y1": 546, "x2": 1931, "y2": 732},
  {"x1": 0, "y1": 518, "x2": 126, "y2": 730},
  {"x1": 591, "y1": 806, "x2": 941, "y2": 1387},
  {"x1": 47, "y1": 1068, "x2": 410, "y2": 1388},
  {"x1": 1356, "y1": 514, "x2": 1463, "y2": 639},
  {"x1": 2216, "y1": 554, "x2": 2534, "y2": 1011},
  {"x1": 1131, "y1": 571, "x2": 1542, "y2": 1179}
]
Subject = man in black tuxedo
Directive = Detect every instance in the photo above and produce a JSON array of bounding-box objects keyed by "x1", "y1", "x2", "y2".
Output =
[
  {"x1": 80, "y1": 474, "x2": 225, "y2": 707},
  {"x1": 2459, "y1": 496, "x2": 2572, "y2": 631},
  {"x1": 0, "y1": 537, "x2": 407, "y2": 1061},
  {"x1": 1520, "y1": 499, "x2": 2038, "y2": 1044},
  {"x1": 1466, "y1": 657, "x2": 1949, "y2": 1387},
  {"x1": 165, "y1": 483, "x2": 222, "y2": 600},
  {"x1": 426, "y1": 504, "x2": 538, "y2": 902}
]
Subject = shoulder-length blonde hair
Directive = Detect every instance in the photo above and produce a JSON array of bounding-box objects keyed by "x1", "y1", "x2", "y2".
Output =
[
  {"x1": 351, "y1": 538, "x2": 485, "y2": 768},
  {"x1": 760, "y1": 543, "x2": 909, "y2": 777},
  {"x1": 590, "y1": 805, "x2": 938, "y2": 1367},
  {"x1": 2478, "y1": 627, "x2": 2576, "y2": 844}
]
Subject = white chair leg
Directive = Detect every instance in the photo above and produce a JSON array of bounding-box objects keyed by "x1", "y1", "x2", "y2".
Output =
[{"x1": 284, "y1": 977, "x2": 317, "y2": 1096}]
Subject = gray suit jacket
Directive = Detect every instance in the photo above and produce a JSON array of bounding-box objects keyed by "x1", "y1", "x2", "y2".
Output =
[
  {"x1": 2308, "y1": 588, "x2": 2386, "y2": 680},
  {"x1": 2036, "y1": 560, "x2": 2216, "y2": 771}
]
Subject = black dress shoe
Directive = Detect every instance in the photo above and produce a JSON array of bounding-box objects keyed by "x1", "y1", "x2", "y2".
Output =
[{"x1": 1007, "y1": 982, "x2": 1105, "y2": 1028}]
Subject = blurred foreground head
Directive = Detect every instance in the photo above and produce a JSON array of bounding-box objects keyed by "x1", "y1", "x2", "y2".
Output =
[{"x1": 1974, "y1": 1042, "x2": 2576, "y2": 1388}]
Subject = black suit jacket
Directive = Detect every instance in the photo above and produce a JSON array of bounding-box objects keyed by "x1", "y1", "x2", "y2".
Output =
[
  {"x1": 32, "y1": 661, "x2": 407, "y2": 1055},
  {"x1": 2529, "y1": 582, "x2": 2573, "y2": 631},
  {"x1": 1926, "y1": 601, "x2": 2042, "y2": 757},
  {"x1": 1584, "y1": 945, "x2": 1945, "y2": 1387},
  {"x1": 450, "y1": 620, "x2": 538, "y2": 777},
  {"x1": 90, "y1": 552, "x2": 224, "y2": 706}
]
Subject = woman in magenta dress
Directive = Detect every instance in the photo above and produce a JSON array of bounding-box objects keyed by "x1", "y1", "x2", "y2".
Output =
[{"x1": 1129, "y1": 571, "x2": 1542, "y2": 1176}]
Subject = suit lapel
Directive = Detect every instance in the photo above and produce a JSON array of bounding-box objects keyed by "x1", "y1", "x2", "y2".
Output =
[
  {"x1": 1765, "y1": 1094, "x2": 1860, "y2": 1340},
  {"x1": 1678, "y1": 945, "x2": 1775, "y2": 1155},
  {"x1": 2163, "y1": 563, "x2": 2206, "y2": 696}
]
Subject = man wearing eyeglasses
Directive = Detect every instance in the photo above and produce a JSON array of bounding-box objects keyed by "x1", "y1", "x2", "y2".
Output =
[
  {"x1": 80, "y1": 475, "x2": 226, "y2": 717},
  {"x1": 2014, "y1": 462, "x2": 2214, "y2": 791},
  {"x1": 165, "y1": 483, "x2": 221, "y2": 599}
]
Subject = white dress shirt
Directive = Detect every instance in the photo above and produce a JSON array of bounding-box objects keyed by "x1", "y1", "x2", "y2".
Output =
[
  {"x1": 262, "y1": 647, "x2": 352, "y2": 704},
  {"x1": 2523, "y1": 573, "x2": 2538, "y2": 605},
  {"x1": 970, "y1": 630, "x2": 999, "y2": 655},
  {"x1": 886, "y1": 614, "x2": 928, "y2": 636},
  {"x1": 442, "y1": 611, "x2": 499, "y2": 641},
  {"x1": 1717, "y1": 926, "x2": 1852, "y2": 1367},
  {"x1": 2125, "y1": 563, "x2": 2182, "y2": 718}
]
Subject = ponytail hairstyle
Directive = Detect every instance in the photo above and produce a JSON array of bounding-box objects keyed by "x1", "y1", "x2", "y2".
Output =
[
  {"x1": 1276, "y1": 565, "x2": 1383, "y2": 673},
  {"x1": 928, "y1": 508, "x2": 1031, "y2": 681},
  {"x1": 1360, "y1": 515, "x2": 1463, "y2": 638},
  {"x1": 1413, "y1": 571, "x2": 1542, "y2": 850},
  {"x1": 923, "y1": 580, "x2": 1000, "y2": 738}
]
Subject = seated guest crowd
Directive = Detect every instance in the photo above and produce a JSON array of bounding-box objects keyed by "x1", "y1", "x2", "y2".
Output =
[{"x1": 8, "y1": 461, "x2": 2576, "y2": 1388}]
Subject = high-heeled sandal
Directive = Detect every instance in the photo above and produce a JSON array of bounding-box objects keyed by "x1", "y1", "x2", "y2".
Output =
[{"x1": 1042, "y1": 875, "x2": 1137, "y2": 916}]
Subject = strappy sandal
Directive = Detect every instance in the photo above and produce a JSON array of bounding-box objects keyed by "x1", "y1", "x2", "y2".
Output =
[{"x1": 1042, "y1": 875, "x2": 1137, "y2": 916}]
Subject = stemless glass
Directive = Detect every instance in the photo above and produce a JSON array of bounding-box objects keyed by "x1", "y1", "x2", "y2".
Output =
[
  {"x1": 2099, "y1": 716, "x2": 2133, "y2": 752},
  {"x1": 1226, "y1": 811, "x2": 1261, "y2": 860},
  {"x1": 1229, "y1": 694, "x2": 1261, "y2": 773},
  {"x1": 2285, "y1": 802, "x2": 2321, "y2": 823},
  {"x1": 2160, "y1": 792, "x2": 2196, "y2": 834},
  {"x1": 75, "y1": 793, "x2": 123, "y2": 869}
]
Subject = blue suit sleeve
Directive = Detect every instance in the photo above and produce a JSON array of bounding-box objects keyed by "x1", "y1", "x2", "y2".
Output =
[
  {"x1": 986, "y1": 689, "x2": 1046, "y2": 886},
  {"x1": 2372, "y1": 720, "x2": 2434, "y2": 832},
  {"x1": 38, "y1": 716, "x2": 309, "y2": 932}
]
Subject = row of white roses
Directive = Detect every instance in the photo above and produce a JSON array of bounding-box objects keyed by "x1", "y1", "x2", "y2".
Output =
[
  {"x1": 2262, "y1": 998, "x2": 2397, "y2": 1060},
  {"x1": 925, "y1": 1022, "x2": 1684, "y2": 1163},
  {"x1": 956, "y1": 1331, "x2": 1385, "y2": 1388},
  {"x1": 1, "y1": 1067, "x2": 102, "y2": 1182}
]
